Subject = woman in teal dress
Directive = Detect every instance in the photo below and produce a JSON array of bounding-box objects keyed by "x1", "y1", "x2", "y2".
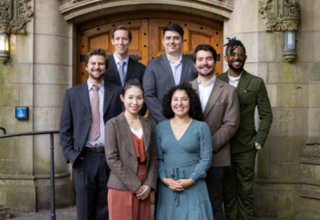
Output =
[{"x1": 155, "y1": 83, "x2": 214, "y2": 220}]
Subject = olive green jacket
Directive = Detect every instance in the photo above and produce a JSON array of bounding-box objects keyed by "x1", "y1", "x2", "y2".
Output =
[{"x1": 217, "y1": 70, "x2": 273, "y2": 154}]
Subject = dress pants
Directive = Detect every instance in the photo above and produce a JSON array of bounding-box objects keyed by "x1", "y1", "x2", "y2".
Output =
[
  {"x1": 73, "y1": 149, "x2": 110, "y2": 220},
  {"x1": 223, "y1": 149, "x2": 257, "y2": 220},
  {"x1": 205, "y1": 167, "x2": 225, "y2": 220}
]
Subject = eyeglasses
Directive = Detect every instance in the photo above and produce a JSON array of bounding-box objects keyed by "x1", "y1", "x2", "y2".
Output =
[{"x1": 229, "y1": 51, "x2": 246, "y2": 58}]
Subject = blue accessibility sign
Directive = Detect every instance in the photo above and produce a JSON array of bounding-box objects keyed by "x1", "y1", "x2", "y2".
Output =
[{"x1": 15, "y1": 107, "x2": 29, "y2": 120}]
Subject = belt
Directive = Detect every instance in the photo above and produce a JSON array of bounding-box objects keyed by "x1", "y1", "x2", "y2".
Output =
[{"x1": 84, "y1": 147, "x2": 105, "y2": 153}]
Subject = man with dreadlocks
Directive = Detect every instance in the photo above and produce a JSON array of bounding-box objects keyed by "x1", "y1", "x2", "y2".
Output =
[{"x1": 218, "y1": 37, "x2": 273, "y2": 220}]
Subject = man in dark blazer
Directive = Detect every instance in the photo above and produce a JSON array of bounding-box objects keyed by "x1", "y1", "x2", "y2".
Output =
[
  {"x1": 60, "y1": 48, "x2": 122, "y2": 220},
  {"x1": 104, "y1": 25, "x2": 147, "y2": 115},
  {"x1": 218, "y1": 38, "x2": 273, "y2": 220},
  {"x1": 143, "y1": 22, "x2": 198, "y2": 126},
  {"x1": 190, "y1": 44, "x2": 240, "y2": 220}
]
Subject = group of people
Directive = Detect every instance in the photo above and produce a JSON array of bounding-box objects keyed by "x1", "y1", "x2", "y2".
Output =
[{"x1": 59, "y1": 22, "x2": 273, "y2": 220}]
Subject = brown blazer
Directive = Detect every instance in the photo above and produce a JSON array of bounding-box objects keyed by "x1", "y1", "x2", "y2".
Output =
[
  {"x1": 191, "y1": 77, "x2": 240, "y2": 167},
  {"x1": 105, "y1": 112, "x2": 158, "y2": 194}
]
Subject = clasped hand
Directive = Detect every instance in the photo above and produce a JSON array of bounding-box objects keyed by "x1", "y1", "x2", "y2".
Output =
[
  {"x1": 162, "y1": 178, "x2": 194, "y2": 191},
  {"x1": 134, "y1": 185, "x2": 151, "y2": 200}
]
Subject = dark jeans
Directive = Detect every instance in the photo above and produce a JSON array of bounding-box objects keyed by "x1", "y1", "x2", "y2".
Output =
[{"x1": 206, "y1": 167, "x2": 225, "y2": 220}]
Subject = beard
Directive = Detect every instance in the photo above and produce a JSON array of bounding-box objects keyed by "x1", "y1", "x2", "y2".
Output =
[
  {"x1": 87, "y1": 69, "x2": 105, "y2": 81},
  {"x1": 228, "y1": 59, "x2": 245, "y2": 72},
  {"x1": 198, "y1": 65, "x2": 215, "y2": 77}
]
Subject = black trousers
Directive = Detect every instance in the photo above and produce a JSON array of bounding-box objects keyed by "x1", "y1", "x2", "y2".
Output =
[
  {"x1": 73, "y1": 150, "x2": 110, "y2": 220},
  {"x1": 206, "y1": 167, "x2": 225, "y2": 220}
]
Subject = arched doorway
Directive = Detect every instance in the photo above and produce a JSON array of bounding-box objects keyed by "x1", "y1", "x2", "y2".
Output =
[{"x1": 77, "y1": 11, "x2": 223, "y2": 84}]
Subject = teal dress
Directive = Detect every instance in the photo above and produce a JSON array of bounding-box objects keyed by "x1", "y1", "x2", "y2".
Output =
[{"x1": 155, "y1": 119, "x2": 214, "y2": 220}]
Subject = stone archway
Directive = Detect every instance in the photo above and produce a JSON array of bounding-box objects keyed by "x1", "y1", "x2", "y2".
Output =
[{"x1": 59, "y1": 0, "x2": 234, "y2": 23}]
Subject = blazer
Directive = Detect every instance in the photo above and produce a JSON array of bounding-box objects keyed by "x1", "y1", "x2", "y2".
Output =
[
  {"x1": 59, "y1": 81, "x2": 122, "y2": 166},
  {"x1": 104, "y1": 55, "x2": 147, "y2": 115},
  {"x1": 191, "y1": 77, "x2": 240, "y2": 167},
  {"x1": 105, "y1": 112, "x2": 159, "y2": 194},
  {"x1": 218, "y1": 70, "x2": 273, "y2": 154},
  {"x1": 143, "y1": 54, "x2": 198, "y2": 126}
]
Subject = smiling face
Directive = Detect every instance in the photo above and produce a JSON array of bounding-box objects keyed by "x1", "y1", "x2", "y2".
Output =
[
  {"x1": 120, "y1": 86, "x2": 144, "y2": 115},
  {"x1": 171, "y1": 89, "x2": 190, "y2": 118},
  {"x1": 224, "y1": 45, "x2": 247, "y2": 72},
  {"x1": 112, "y1": 30, "x2": 132, "y2": 58},
  {"x1": 162, "y1": 30, "x2": 184, "y2": 55},
  {"x1": 85, "y1": 55, "x2": 106, "y2": 82},
  {"x1": 194, "y1": 50, "x2": 216, "y2": 77}
]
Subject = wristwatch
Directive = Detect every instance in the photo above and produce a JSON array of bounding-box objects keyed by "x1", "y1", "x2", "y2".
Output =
[{"x1": 255, "y1": 142, "x2": 261, "y2": 150}]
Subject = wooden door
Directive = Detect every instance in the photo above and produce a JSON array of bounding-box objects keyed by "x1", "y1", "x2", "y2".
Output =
[
  {"x1": 149, "y1": 19, "x2": 223, "y2": 76},
  {"x1": 78, "y1": 19, "x2": 149, "y2": 84},
  {"x1": 78, "y1": 18, "x2": 223, "y2": 84}
]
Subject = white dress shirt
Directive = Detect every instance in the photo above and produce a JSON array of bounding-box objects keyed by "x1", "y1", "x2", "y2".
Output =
[
  {"x1": 85, "y1": 79, "x2": 105, "y2": 148},
  {"x1": 113, "y1": 53, "x2": 129, "y2": 76},
  {"x1": 198, "y1": 75, "x2": 216, "y2": 112},
  {"x1": 168, "y1": 55, "x2": 183, "y2": 86},
  {"x1": 228, "y1": 71, "x2": 242, "y2": 88}
]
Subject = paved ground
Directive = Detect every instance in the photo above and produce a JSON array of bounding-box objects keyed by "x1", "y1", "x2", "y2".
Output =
[{"x1": 10, "y1": 205, "x2": 290, "y2": 220}]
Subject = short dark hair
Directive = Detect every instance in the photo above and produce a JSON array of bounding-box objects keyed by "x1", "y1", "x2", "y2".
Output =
[
  {"x1": 193, "y1": 44, "x2": 217, "y2": 63},
  {"x1": 163, "y1": 23, "x2": 184, "y2": 39},
  {"x1": 224, "y1": 37, "x2": 246, "y2": 55},
  {"x1": 162, "y1": 83, "x2": 202, "y2": 120},
  {"x1": 85, "y1": 48, "x2": 109, "y2": 68},
  {"x1": 112, "y1": 25, "x2": 132, "y2": 41},
  {"x1": 122, "y1": 78, "x2": 144, "y2": 96}
]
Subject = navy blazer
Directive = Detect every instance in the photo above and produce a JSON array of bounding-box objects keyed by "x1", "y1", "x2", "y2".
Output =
[
  {"x1": 104, "y1": 55, "x2": 147, "y2": 115},
  {"x1": 59, "y1": 81, "x2": 122, "y2": 166},
  {"x1": 143, "y1": 54, "x2": 198, "y2": 126}
]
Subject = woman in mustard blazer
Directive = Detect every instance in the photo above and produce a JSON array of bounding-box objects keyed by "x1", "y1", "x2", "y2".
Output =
[{"x1": 105, "y1": 79, "x2": 158, "y2": 220}]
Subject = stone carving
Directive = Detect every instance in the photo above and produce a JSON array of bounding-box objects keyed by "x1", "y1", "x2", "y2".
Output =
[
  {"x1": 259, "y1": 0, "x2": 299, "y2": 32},
  {"x1": 0, "y1": 0, "x2": 33, "y2": 34}
]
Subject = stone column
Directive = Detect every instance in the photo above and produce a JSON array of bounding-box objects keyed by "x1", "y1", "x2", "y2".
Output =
[
  {"x1": 32, "y1": 0, "x2": 74, "y2": 211},
  {"x1": 0, "y1": 0, "x2": 75, "y2": 212}
]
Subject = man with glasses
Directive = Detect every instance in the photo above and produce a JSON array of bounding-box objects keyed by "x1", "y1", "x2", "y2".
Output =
[{"x1": 218, "y1": 37, "x2": 273, "y2": 220}]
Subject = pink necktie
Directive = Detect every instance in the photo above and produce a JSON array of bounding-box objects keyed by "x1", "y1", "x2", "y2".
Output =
[{"x1": 89, "y1": 85, "x2": 100, "y2": 141}]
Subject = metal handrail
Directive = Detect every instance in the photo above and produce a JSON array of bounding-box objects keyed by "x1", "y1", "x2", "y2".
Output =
[
  {"x1": 0, "y1": 130, "x2": 59, "y2": 220},
  {"x1": 0, "y1": 127, "x2": 6, "y2": 134}
]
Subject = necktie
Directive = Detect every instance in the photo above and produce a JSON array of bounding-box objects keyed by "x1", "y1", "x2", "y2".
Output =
[
  {"x1": 89, "y1": 85, "x2": 100, "y2": 141},
  {"x1": 119, "y1": 60, "x2": 126, "y2": 86}
]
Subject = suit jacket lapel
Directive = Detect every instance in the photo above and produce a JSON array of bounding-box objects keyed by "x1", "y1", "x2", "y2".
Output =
[
  {"x1": 237, "y1": 70, "x2": 253, "y2": 97},
  {"x1": 203, "y1": 78, "x2": 223, "y2": 119},
  {"x1": 126, "y1": 58, "x2": 134, "y2": 82},
  {"x1": 161, "y1": 54, "x2": 175, "y2": 86},
  {"x1": 77, "y1": 82, "x2": 91, "y2": 114},
  {"x1": 118, "y1": 113, "x2": 137, "y2": 157},
  {"x1": 109, "y1": 55, "x2": 122, "y2": 85},
  {"x1": 103, "y1": 82, "x2": 115, "y2": 115},
  {"x1": 140, "y1": 117, "x2": 150, "y2": 153},
  {"x1": 180, "y1": 55, "x2": 189, "y2": 83}
]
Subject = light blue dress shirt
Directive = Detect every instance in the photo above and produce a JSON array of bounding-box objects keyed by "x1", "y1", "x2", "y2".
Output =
[
  {"x1": 113, "y1": 53, "x2": 129, "y2": 77},
  {"x1": 168, "y1": 55, "x2": 183, "y2": 86}
]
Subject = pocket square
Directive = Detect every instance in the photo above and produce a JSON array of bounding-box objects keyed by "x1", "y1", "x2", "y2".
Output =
[{"x1": 244, "y1": 89, "x2": 254, "y2": 93}]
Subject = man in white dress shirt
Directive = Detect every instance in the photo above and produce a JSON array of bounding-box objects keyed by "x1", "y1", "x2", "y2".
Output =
[{"x1": 190, "y1": 44, "x2": 240, "y2": 220}]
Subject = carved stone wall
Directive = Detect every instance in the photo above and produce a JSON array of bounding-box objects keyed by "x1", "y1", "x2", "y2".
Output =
[
  {"x1": 0, "y1": 0, "x2": 33, "y2": 34},
  {"x1": 259, "y1": 0, "x2": 300, "y2": 32}
]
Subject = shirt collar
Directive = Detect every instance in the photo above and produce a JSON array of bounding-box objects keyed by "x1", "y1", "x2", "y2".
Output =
[
  {"x1": 167, "y1": 54, "x2": 183, "y2": 65},
  {"x1": 113, "y1": 53, "x2": 129, "y2": 66},
  {"x1": 198, "y1": 75, "x2": 216, "y2": 87},
  {"x1": 87, "y1": 79, "x2": 104, "y2": 92},
  {"x1": 228, "y1": 71, "x2": 243, "y2": 82}
]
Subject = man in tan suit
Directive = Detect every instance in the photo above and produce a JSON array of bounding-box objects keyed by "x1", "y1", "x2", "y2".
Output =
[{"x1": 190, "y1": 44, "x2": 240, "y2": 220}]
